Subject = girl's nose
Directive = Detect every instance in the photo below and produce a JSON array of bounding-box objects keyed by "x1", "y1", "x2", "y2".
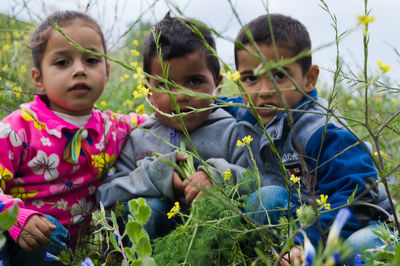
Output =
[{"x1": 73, "y1": 61, "x2": 87, "y2": 77}]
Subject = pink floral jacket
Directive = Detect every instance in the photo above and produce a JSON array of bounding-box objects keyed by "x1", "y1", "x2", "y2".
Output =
[{"x1": 0, "y1": 95, "x2": 145, "y2": 242}]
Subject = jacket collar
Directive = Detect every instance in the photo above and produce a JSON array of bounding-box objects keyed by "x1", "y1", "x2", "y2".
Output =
[{"x1": 20, "y1": 94, "x2": 105, "y2": 138}]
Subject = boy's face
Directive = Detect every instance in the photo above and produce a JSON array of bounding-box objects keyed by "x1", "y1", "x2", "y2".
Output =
[
  {"x1": 31, "y1": 19, "x2": 109, "y2": 115},
  {"x1": 148, "y1": 50, "x2": 220, "y2": 131},
  {"x1": 237, "y1": 44, "x2": 318, "y2": 125}
]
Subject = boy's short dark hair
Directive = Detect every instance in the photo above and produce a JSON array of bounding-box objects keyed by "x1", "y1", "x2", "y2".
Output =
[
  {"x1": 143, "y1": 13, "x2": 220, "y2": 82},
  {"x1": 235, "y1": 13, "x2": 311, "y2": 75}
]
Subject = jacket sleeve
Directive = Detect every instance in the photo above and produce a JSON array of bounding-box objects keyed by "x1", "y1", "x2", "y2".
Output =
[
  {"x1": 0, "y1": 120, "x2": 41, "y2": 242},
  {"x1": 96, "y1": 136, "x2": 177, "y2": 208},
  {"x1": 298, "y1": 123, "x2": 381, "y2": 247}
]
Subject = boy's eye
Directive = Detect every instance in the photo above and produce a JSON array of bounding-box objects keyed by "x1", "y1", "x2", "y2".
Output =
[
  {"x1": 188, "y1": 78, "x2": 202, "y2": 87},
  {"x1": 272, "y1": 71, "x2": 285, "y2": 81},
  {"x1": 54, "y1": 59, "x2": 68, "y2": 66},
  {"x1": 242, "y1": 75, "x2": 257, "y2": 83}
]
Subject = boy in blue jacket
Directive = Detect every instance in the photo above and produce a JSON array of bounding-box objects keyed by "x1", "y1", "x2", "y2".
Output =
[{"x1": 223, "y1": 13, "x2": 389, "y2": 265}]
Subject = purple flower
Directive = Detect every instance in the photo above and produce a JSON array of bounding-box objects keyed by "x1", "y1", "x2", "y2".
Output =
[
  {"x1": 301, "y1": 232, "x2": 315, "y2": 266},
  {"x1": 81, "y1": 257, "x2": 95, "y2": 266},
  {"x1": 43, "y1": 252, "x2": 59, "y2": 261},
  {"x1": 354, "y1": 253, "x2": 364, "y2": 266},
  {"x1": 327, "y1": 208, "x2": 351, "y2": 246}
]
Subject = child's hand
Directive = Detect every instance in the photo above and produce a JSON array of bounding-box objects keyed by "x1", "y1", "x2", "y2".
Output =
[
  {"x1": 18, "y1": 214, "x2": 57, "y2": 252},
  {"x1": 182, "y1": 171, "x2": 212, "y2": 204},
  {"x1": 282, "y1": 245, "x2": 302, "y2": 266},
  {"x1": 173, "y1": 171, "x2": 185, "y2": 197}
]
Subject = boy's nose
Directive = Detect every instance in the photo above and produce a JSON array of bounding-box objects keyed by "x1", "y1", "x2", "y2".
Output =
[{"x1": 257, "y1": 78, "x2": 275, "y2": 97}]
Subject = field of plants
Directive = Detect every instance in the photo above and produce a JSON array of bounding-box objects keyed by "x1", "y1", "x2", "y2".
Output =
[{"x1": 0, "y1": 0, "x2": 399, "y2": 265}]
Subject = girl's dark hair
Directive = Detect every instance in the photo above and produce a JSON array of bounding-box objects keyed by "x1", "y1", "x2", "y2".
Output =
[
  {"x1": 30, "y1": 10, "x2": 106, "y2": 70},
  {"x1": 143, "y1": 13, "x2": 220, "y2": 82},
  {"x1": 235, "y1": 14, "x2": 312, "y2": 75}
]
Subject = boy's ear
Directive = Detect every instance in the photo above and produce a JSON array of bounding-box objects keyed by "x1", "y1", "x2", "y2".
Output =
[
  {"x1": 31, "y1": 68, "x2": 45, "y2": 92},
  {"x1": 304, "y1": 65, "x2": 319, "y2": 93},
  {"x1": 213, "y1": 74, "x2": 223, "y2": 96}
]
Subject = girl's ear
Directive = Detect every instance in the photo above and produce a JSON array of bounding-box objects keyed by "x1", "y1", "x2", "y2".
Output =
[
  {"x1": 105, "y1": 62, "x2": 111, "y2": 82},
  {"x1": 304, "y1": 65, "x2": 319, "y2": 93},
  {"x1": 31, "y1": 68, "x2": 45, "y2": 92}
]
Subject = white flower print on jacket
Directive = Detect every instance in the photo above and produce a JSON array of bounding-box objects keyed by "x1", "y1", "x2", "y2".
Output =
[{"x1": 28, "y1": 150, "x2": 59, "y2": 181}]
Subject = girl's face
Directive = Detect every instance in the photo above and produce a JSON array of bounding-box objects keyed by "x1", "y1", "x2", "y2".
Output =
[{"x1": 32, "y1": 19, "x2": 109, "y2": 115}]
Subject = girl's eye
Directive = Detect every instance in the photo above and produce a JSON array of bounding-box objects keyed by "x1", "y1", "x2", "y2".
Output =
[
  {"x1": 86, "y1": 57, "x2": 100, "y2": 64},
  {"x1": 54, "y1": 60, "x2": 68, "y2": 66},
  {"x1": 273, "y1": 71, "x2": 285, "y2": 81},
  {"x1": 188, "y1": 78, "x2": 202, "y2": 86}
]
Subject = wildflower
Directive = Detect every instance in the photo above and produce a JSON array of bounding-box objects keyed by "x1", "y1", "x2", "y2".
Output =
[
  {"x1": 19, "y1": 65, "x2": 26, "y2": 73},
  {"x1": 290, "y1": 174, "x2": 300, "y2": 184},
  {"x1": 130, "y1": 61, "x2": 138, "y2": 68},
  {"x1": 43, "y1": 252, "x2": 60, "y2": 261},
  {"x1": 392, "y1": 98, "x2": 398, "y2": 106},
  {"x1": 91, "y1": 153, "x2": 115, "y2": 178},
  {"x1": 2, "y1": 44, "x2": 9, "y2": 52},
  {"x1": 354, "y1": 253, "x2": 364, "y2": 266},
  {"x1": 375, "y1": 93, "x2": 382, "y2": 104},
  {"x1": 326, "y1": 208, "x2": 351, "y2": 248},
  {"x1": 357, "y1": 15, "x2": 375, "y2": 25},
  {"x1": 135, "y1": 104, "x2": 146, "y2": 115},
  {"x1": 223, "y1": 70, "x2": 240, "y2": 82},
  {"x1": 242, "y1": 135, "x2": 253, "y2": 145},
  {"x1": 130, "y1": 49, "x2": 140, "y2": 56},
  {"x1": 347, "y1": 99, "x2": 354, "y2": 106},
  {"x1": 167, "y1": 202, "x2": 180, "y2": 219},
  {"x1": 223, "y1": 169, "x2": 232, "y2": 181},
  {"x1": 100, "y1": 101, "x2": 107, "y2": 107},
  {"x1": 377, "y1": 61, "x2": 390, "y2": 73},
  {"x1": 132, "y1": 39, "x2": 139, "y2": 46},
  {"x1": 120, "y1": 73, "x2": 130, "y2": 82},
  {"x1": 2, "y1": 65, "x2": 8, "y2": 71},
  {"x1": 131, "y1": 115, "x2": 138, "y2": 126},
  {"x1": 81, "y1": 257, "x2": 95, "y2": 266},
  {"x1": 316, "y1": 194, "x2": 331, "y2": 210},
  {"x1": 301, "y1": 232, "x2": 315, "y2": 266},
  {"x1": 133, "y1": 85, "x2": 152, "y2": 98},
  {"x1": 236, "y1": 140, "x2": 244, "y2": 147}
]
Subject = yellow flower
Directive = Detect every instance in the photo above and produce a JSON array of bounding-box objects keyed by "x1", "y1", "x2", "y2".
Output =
[
  {"x1": 130, "y1": 61, "x2": 138, "y2": 68},
  {"x1": 2, "y1": 65, "x2": 8, "y2": 71},
  {"x1": 100, "y1": 100, "x2": 107, "y2": 107},
  {"x1": 122, "y1": 99, "x2": 134, "y2": 109},
  {"x1": 290, "y1": 174, "x2": 300, "y2": 184},
  {"x1": 236, "y1": 140, "x2": 244, "y2": 147},
  {"x1": 0, "y1": 165, "x2": 13, "y2": 191},
  {"x1": 135, "y1": 104, "x2": 146, "y2": 115},
  {"x1": 223, "y1": 169, "x2": 232, "y2": 181},
  {"x1": 19, "y1": 65, "x2": 26, "y2": 73},
  {"x1": 223, "y1": 70, "x2": 240, "y2": 82},
  {"x1": 132, "y1": 40, "x2": 139, "y2": 46},
  {"x1": 2, "y1": 44, "x2": 9, "y2": 51},
  {"x1": 392, "y1": 98, "x2": 398, "y2": 106},
  {"x1": 120, "y1": 73, "x2": 130, "y2": 82},
  {"x1": 316, "y1": 194, "x2": 331, "y2": 210},
  {"x1": 347, "y1": 99, "x2": 354, "y2": 106},
  {"x1": 0, "y1": 76, "x2": 2, "y2": 81},
  {"x1": 242, "y1": 135, "x2": 253, "y2": 145},
  {"x1": 167, "y1": 202, "x2": 180, "y2": 219},
  {"x1": 131, "y1": 115, "x2": 138, "y2": 126},
  {"x1": 91, "y1": 153, "x2": 116, "y2": 178},
  {"x1": 377, "y1": 61, "x2": 390, "y2": 73},
  {"x1": 133, "y1": 85, "x2": 152, "y2": 98},
  {"x1": 14, "y1": 41, "x2": 21, "y2": 49},
  {"x1": 130, "y1": 49, "x2": 140, "y2": 56},
  {"x1": 376, "y1": 93, "x2": 382, "y2": 104},
  {"x1": 357, "y1": 15, "x2": 375, "y2": 25}
]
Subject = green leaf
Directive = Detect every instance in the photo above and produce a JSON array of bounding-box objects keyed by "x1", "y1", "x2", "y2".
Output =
[
  {"x1": 124, "y1": 247, "x2": 135, "y2": 261},
  {"x1": 0, "y1": 234, "x2": 5, "y2": 250},
  {"x1": 129, "y1": 199, "x2": 139, "y2": 214},
  {"x1": 131, "y1": 259, "x2": 142, "y2": 266},
  {"x1": 395, "y1": 241, "x2": 400, "y2": 264},
  {"x1": 126, "y1": 220, "x2": 144, "y2": 242},
  {"x1": 141, "y1": 257, "x2": 156, "y2": 266},
  {"x1": 136, "y1": 236, "x2": 152, "y2": 258},
  {"x1": 0, "y1": 202, "x2": 18, "y2": 231},
  {"x1": 136, "y1": 205, "x2": 151, "y2": 225},
  {"x1": 109, "y1": 231, "x2": 121, "y2": 252},
  {"x1": 347, "y1": 184, "x2": 358, "y2": 204}
]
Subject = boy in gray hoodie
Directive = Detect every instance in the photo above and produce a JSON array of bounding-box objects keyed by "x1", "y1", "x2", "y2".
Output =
[{"x1": 96, "y1": 14, "x2": 246, "y2": 238}]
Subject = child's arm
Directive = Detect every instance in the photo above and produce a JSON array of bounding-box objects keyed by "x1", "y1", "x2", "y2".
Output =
[
  {"x1": 17, "y1": 214, "x2": 56, "y2": 251},
  {"x1": 300, "y1": 124, "x2": 381, "y2": 246}
]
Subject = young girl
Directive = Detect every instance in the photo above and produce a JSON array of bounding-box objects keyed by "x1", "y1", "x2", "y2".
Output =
[{"x1": 0, "y1": 10, "x2": 144, "y2": 264}]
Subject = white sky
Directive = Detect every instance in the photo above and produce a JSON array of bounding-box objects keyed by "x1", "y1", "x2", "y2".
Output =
[{"x1": 1, "y1": 0, "x2": 399, "y2": 84}]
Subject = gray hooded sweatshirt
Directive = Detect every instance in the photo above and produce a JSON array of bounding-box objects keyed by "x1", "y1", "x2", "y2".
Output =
[{"x1": 96, "y1": 108, "x2": 247, "y2": 207}]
